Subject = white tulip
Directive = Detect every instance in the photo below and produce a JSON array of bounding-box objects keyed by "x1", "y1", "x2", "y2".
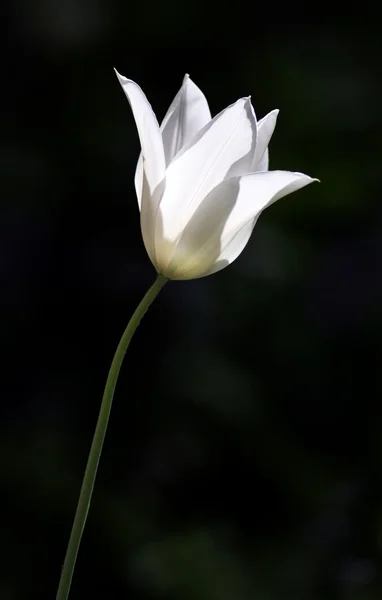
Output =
[{"x1": 115, "y1": 70, "x2": 317, "y2": 280}]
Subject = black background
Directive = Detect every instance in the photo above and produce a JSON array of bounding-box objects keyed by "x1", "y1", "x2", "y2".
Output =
[{"x1": 1, "y1": 5, "x2": 381, "y2": 600}]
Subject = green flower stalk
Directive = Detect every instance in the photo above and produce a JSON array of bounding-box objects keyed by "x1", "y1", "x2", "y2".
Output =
[{"x1": 56, "y1": 274, "x2": 167, "y2": 600}]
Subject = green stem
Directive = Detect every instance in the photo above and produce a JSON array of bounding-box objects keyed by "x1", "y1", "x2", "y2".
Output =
[{"x1": 56, "y1": 273, "x2": 168, "y2": 600}]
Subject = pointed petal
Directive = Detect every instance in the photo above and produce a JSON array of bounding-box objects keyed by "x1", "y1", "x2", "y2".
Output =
[
  {"x1": 133, "y1": 76, "x2": 210, "y2": 205},
  {"x1": 251, "y1": 109, "x2": 279, "y2": 171},
  {"x1": 115, "y1": 70, "x2": 165, "y2": 207},
  {"x1": 223, "y1": 103, "x2": 259, "y2": 179},
  {"x1": 213, "y1": 170, "x2": 318, "y2": 271},
  {"x1": 158, "y1": 97, "x2": 257, "y2": 245},
  {"x1": 163, "y1": 170, "x2": 317, "y2": 280},
  {"x1": 160, "y1": 74, "x2": 211, "y2": 166}
]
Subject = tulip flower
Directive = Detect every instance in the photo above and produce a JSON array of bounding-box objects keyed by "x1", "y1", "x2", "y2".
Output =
[
  {"x1": 56, "y1": 74, "x2": 319, "y2": 600},
  {"x1": 115, "y1": 71, "x2": 317, "y2": 280}
]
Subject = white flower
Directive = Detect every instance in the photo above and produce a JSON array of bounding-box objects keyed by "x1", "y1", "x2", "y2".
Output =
[{"x1": 115, "y1": 70, "x2": 317, "y2": 280}]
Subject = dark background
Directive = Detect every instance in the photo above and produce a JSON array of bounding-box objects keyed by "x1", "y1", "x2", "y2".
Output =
[{"x1": 1, "y1": 3, "x2": 381, "y2": 599}]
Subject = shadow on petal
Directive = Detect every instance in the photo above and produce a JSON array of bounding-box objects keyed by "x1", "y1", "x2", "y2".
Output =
[
  {"x1": 140, "y1": 168, "x2": 166, "y2": 268},
  {"x1": 161, "y1": 178, "x2": 241, "y2": 280},
  {"x1": 224, "y1": 101, "x2": 257, "y2": 179}
]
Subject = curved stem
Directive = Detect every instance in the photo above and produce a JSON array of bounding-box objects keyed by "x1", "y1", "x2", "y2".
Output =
[{"x1": 56, "y1": 274, "x2": 168, "y2": 600}]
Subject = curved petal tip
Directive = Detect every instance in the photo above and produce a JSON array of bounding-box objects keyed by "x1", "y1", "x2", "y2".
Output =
[{"x1": 114, "y1": 68, "x2": 128, "y2": 84}]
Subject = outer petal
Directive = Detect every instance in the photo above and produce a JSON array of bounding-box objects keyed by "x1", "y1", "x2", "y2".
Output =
[
  {"x1": 160, "y1": 74, "x2": 211, "y2": 166},
  {"x1": 251, "y1": 109, "x2": 279, "y2": 171},
  {"x1": 114, "y1": 70, "x2": 165, "y2": 207},
  {"x1": 135, "y1": 156, "x2": 144, "y2": 206},
  {"x1": 162, "y1": 170, "x2": 317, "y2": 280},
  {"x1": 157, "y1": 97, "x2": 257, "y2": 251},
  {"x1": 140, "y1": 166, "x2": 165, "y2": 268}
]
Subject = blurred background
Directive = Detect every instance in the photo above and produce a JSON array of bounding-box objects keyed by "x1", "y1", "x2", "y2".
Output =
[{"x1": 1, "y1": 4, "x2": 381, "y2": 598}]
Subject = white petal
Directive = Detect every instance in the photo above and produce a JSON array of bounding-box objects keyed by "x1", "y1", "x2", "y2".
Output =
[
  {"x1": 162, "y1": 170, "x2": 317, "y2": 280},
  {"x1": 157, "y1": 97, "x2": 257, "y2": 247},
  {"x1": 135, "y1": 155, "x2": 144, "y2": 204},
  {"x1": 134, "y1": 75, "x2": 210, "y2": 206},
  {"x1": 160, "y1": 74, "x2": 211, "y2": 166},
  {"x1": 114, "y1": 70, "x2": 165, "y2": 207},
  {"x1": 255, "y1": 147, "x2": 269, "y2": 172},
  {"x1": 140, "y1": 166, "x2": 165, "y2": 268},
  {"x1": 214, "y1": 170, "x2": 318, "y2": 270},
  {"x1": 251, "y1": 109, "x2": 279, "y2": 171}
]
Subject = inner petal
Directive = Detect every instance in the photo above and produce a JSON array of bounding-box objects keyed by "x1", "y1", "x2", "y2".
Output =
[{"x1": 157, "y1": 97, "x2": 257, "y2": 245}]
